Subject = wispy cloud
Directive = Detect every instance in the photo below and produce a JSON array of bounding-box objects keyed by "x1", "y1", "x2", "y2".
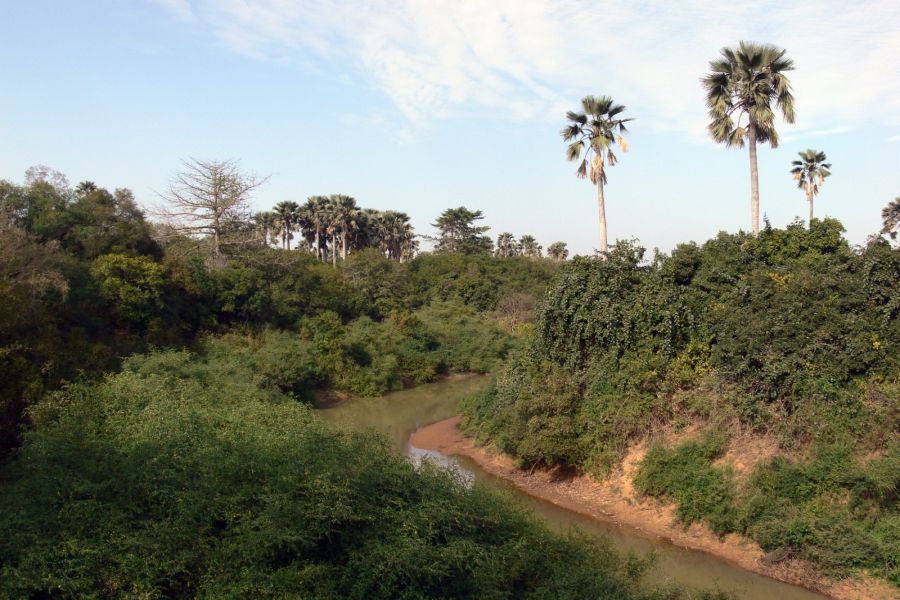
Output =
[
  {"x1": 154, "y1": 0, "x2": 195, "y2": 22},
  {"x1": 782, "y1": 125, "x2": 854, "y2": 143},
  {"x1": 889, "y1": 134, "x2": 900, "y2": 142},
  {"x1": 155, "y1": 1, "x2": 900, "y2": 137}
]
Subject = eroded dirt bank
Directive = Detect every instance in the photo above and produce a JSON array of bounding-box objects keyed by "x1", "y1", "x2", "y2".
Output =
[{"x1": 410, "y1": 416, "x2": 896, "y2": 600}]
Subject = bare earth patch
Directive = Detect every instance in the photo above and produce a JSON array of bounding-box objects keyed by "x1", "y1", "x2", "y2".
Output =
[{"x1": 410, "y1": 416, "x2": 896, "y2": 600}]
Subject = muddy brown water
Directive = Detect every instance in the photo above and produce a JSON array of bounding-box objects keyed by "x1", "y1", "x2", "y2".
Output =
[{"x1": 318, "y1": 375, "x2": 826, "y2": 600}]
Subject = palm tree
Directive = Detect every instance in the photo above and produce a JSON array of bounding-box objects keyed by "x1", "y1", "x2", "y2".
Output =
[
  {"x1": 273, "y1": 200, "x2": 300, "y2": 249},
  {"x1": 302, "y1": 196, "x2": 330, "y2": 261},
  {"x1": 562, "y1": 95, "x2": 632, "y2": 253},
  {"x1": 328, "y1": 194, "x2": 360, "y2": 261},
  {"x1": 400, "y1": 236, "x2": 419, "y2": 262},
  {"x1": 495, "y1": 232, "x2": 516, "y2": 258},
  {"x1": 519, "y1": 235, "x2": 542, "y2": 258},
  {"x1": 377, "y1": 211, "x2": 415, "y2": 261},
  {"x1": 253, "y1": 211, "x2": 278, "y2": 247},
  {"x1": 547, "y1": 241, "x2": 568, "y2": 261},
  {"x1": 790, "y1": 150, "x2": 831, "y2": 228},
  {"x1": 353, "y1": 208, "x2": 381, "y2": 252},
  {"x1": 703, "y1": 41, "x2": 796, "y2": 236}
]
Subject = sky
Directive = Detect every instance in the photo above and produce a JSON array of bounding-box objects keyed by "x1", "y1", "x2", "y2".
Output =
[{"x1": 1, "y1": 0, "x2": 898, "y2": 255}]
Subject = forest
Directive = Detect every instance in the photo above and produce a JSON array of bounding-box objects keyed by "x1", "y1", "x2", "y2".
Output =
[{"x1": 1, "y1": 171, "x2": 672, "y2": 599}]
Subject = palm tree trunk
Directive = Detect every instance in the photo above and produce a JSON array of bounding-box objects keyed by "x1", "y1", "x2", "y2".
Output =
[
  {"x1": 808, "y1": 188, "x2": 814, "y2": 229},
  {"x1": 748, "y1": 124, "x2": 760, "y2": 236},
  {"x1": 332, "y1": 234, "x2": 338, "y2": 267},
  {"x1": 342, "y1": 232, "x2": 348, "y2": 260},
  {"x1": 597, "y1": 180, "x2": 608, "y2": 254},
  {"x1": 314, "y1": 227, "x2": 320, "y2": 261}
]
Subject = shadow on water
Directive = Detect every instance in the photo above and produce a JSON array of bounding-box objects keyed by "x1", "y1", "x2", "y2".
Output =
[{"x1": 318, "y1": 375, "x2": 827, "y2": 600}]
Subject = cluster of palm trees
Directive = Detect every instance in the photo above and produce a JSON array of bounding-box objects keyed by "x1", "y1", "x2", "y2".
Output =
[
  {"x1": 494, "y1": 233, "x2": 567, "y2": 261},
  {"x1": 254, "y1": 195, "x2": 417, "y2": 265},
  {"x1": 495, "y1": 232, "x2": 537, "y2": 258},
  {"x1": 565, "y1": 40, "x2": 840, "y2": 251}
]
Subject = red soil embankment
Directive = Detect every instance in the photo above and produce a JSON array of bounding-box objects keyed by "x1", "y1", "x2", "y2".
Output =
[{"x1": 410, "y1": 416, "x2": 896, "y2": 600}]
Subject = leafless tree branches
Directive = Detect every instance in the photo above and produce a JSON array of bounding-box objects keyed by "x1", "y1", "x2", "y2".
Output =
[{"x1": 155, "y1": 158, "x2": 268, "y2": 258}]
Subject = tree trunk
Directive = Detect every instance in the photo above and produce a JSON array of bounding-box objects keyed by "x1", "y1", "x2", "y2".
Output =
[
  {"x1": 808, "y1": 187, "x2": 814, "y2": 229},
  {"x1": 342, "y1": 232, "x2": 348, "y2": 260},
  {"x1": 597, "y1": 180, "x2": 608, "y2": 254},
  {"x1": 213, "y1": 214, "x2": 220, "y2": 258},
  {"x1": 314, "y1": 227, "x2": 320, "y2": 261},
  {"x1": 748, "y1": 124, "x2": 760, "y2": 236},
  {"x1": 332, "y1": 234, "x2": 338, "y2": 267}
]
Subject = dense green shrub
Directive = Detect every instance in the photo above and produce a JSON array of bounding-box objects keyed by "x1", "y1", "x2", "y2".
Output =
[
  {"x1": 407, "y1": 253, "x2": 557, "y2": 311},
  {"x1": 634, "y1": 434, "x2": 737, "y2": 536},
  {"x1": 463, "y1": 220, "x2": 899, "y2": 583},
  {"x1": 466, "y1": 221, "x2": 898, "y2": 454},
  {"x1": 631, "y1": 434, "x2": 900, "y2": 581},
  {"x1": 461, "y1": 354, "x2": 586, "y2": 468},
  {"x1": 0, "y1": 355, "x2": 718, "y2": 599}
]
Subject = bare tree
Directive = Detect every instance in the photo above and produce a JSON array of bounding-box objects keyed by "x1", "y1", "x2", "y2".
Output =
[
  {"x1": 156, "y1": 159, "x2": 268, "y2": 258},
  {"x1": 25, "y1": 165, "x2": 70, "y2": 192}
]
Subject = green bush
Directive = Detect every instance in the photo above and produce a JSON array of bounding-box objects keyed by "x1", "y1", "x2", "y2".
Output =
[
  {"x1": 634, "y1": 434, "x2": 738, "y2": 536},
  {"x1": 631, "y1": 433, "x2": 899, "y2": 580}
]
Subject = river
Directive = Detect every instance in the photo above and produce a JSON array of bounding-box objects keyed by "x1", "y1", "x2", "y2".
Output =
[{"x1": 318, "y1": 375, "x2": 827, "y2": 600}]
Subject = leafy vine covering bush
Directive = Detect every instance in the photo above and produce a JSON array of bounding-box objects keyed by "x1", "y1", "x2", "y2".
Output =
[{"x1": 462, "y1": 219, "x2": 899, "y2": 582}]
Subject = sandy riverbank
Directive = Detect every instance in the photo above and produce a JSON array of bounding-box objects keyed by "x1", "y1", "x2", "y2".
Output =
[{"x1": 410, "y1": 416, "x2": 895, "y2": 600}]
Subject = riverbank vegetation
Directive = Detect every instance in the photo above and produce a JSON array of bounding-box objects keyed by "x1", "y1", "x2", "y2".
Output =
[
  {"x1": 0, "y1": 349, "x2": 732, "y2": 599},
  {"x1": 7, "y1": 172, "x2": 728, "y2": 598},
  {"x1": 461, "y1": 217, "x2": 899, "y2": 587},
  {"x1": 0, "y1": 173, "x2": 559, "y2": 455}
]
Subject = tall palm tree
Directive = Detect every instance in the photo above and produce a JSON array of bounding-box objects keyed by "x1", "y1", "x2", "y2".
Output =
[
  {"x1": 328, "y1": 194, "x2": 360, "y2": 261},
  {"x1": 518, "y1": 235, "x2": 542, "y2": 258},
  {"x1": 377, "y1": 211, "x2": 414, "y2": 261},
  {"x1": 495, "y1": 232, "x2": 516, "y2": 258},
  {"x1": 562, "y1": 95, "x2": 632, "y2": 253},
  {"x1": 253, "y1": 211, "x2": 278, "y2": 247},
  {"x1": 400, "y1": 236, "x2": 419, "y2": 263},
  {"x1": 353, "y1": 208, "x2": 381, "y2": 252},
  {"x1": 547, "y1": 241, "x2": 568, "y2": 261},
  {"x1": 703, "y1": 41, "x2": 796, "y2": 236},
  {"x1": 790, "y1": 150, "x2": 831, "y2": 228},
  {"x1": 273, "y1": 200, "x2": 300, "y2": 249},
  {"x1": 302, "y1": 196, "x2": 330, "y2": 261}
]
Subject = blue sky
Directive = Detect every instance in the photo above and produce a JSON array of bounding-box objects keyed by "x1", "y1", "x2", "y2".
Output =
[{"x1": 2, "y1": 0, "x2": 898, "y2": 255}]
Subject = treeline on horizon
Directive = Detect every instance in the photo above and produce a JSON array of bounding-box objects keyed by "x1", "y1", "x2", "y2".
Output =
[
  {"x1": 462, "y1": 215, "x2": 899, "y2": 585},
  {"x1": 151, "y1": 157, "x2": 567, "y2": 265}
]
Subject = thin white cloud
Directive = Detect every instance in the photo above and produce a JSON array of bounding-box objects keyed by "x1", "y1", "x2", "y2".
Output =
[
  {"x1": 154, "y1": 0, "x2": 195, "y2": 22},
  {"x1": 782, "y1": 125, "x2": 854, "y2": 143},
  {"x1": 155, "y1": 1, "x2": 900, "y2": 137},
  {"x1": 889, "y1": 134, "x2": 900, "y2": 142}
]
